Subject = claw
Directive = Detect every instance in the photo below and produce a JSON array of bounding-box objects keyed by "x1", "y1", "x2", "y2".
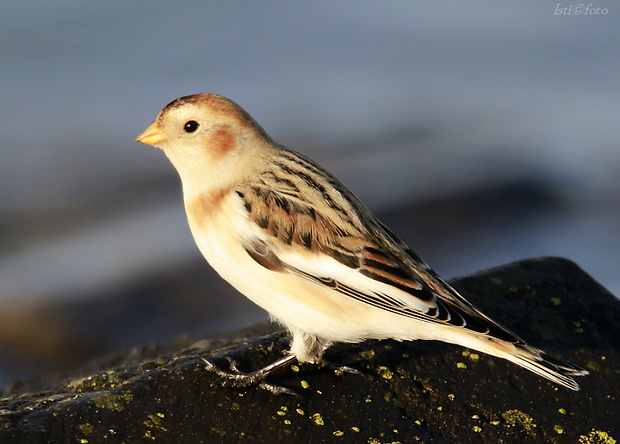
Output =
[
  {"x1": 202, "y1": 354, "x2": 300, "y2": 395},
  {"x1": 320, "y1": 359, "x2": 364, "y2": 377},
  {"x1": 333, "y1": 364, "x2": 363, "y2": 377},
  {"x1": 258, "y1": 382, "x2": 301, "y2": 397}
]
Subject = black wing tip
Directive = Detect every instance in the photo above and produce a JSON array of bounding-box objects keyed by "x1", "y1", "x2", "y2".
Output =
[
  {"x1": 517, "y1": 348, "x2": 589, "y2": 391},
  {"x1": 539, "y1": 350, "x2": 590, "y2": 377}
]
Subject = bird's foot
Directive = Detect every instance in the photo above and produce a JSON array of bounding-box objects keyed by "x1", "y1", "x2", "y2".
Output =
[{"x1": 202, "y1": 354, "x2": 300, "y2": 396}]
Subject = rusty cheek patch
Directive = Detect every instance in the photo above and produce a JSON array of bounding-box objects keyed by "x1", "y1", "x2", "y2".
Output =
[
  {"x1": 206, "y1": 128, "x2": 236, "y2": 159},
  {"x1": 187, "y1": 189, "x2": 231, "y2": 227}
]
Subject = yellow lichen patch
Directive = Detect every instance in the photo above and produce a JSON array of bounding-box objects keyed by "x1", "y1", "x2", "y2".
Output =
[
  {"x1": 473, "y1": 425, "x2": 482, "y2": 432},
  {"x1": 301, "y1": 380, "x2": 310, "y2": 389},
  {"x1": 68, "y1": 372, "x2": 115, "y2": 393},
  {"x1": 461, "y1": 350, "x2": 479, "y2": 361},
  {"x1": 312, "y1": 413, "x2": 325, "y2": 426},
  {"x1": 558, "y1": 408, "x2": 567, "y2": 415},
  {"x1": 78, "y1": 423, "x2": 94, "y2": 436},
  {"x1": 377, "y1": 365, "x2": 393, "y2": 380},
  {"x1": 587, "y1": 361, "x2": 601, "y2": 372},
  {"x1": 333, "y1": 430, "x2": 344, "y2": 436},
  {"x1": 502, "y1": 410, "x2": 537, "y2": 436},
  {"x1": 351, "y1": 426, "x2": 360, "y2": 432},
  {"x1": 456, "y1": 362, "x2": 467, "y2": 369},
  {"x1": 144, "y1": 413, "x2": 168, "y2": 433},
  {"x1": 550, "y1": 297, "x2": 562, "y2": 306},
  {"x1": 359, "y1": 350, "x2": 376, "y2": 360},
  {"x1": 554, "y1": 425, "x2": 564, "y2": 434},
  {"x1": 578, "y1": 430, "x2": 617, "y2": 444},
  {"x1": 93, "y1": 393, "x2": 133, "y2": 412}
]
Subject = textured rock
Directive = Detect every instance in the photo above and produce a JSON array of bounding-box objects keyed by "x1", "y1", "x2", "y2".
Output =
[{"x1": 1, "y1": 257, "x2": 618, "y2": 443}]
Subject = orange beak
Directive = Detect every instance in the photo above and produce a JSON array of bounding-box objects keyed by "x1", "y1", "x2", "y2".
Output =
[{"x1": 136, "y1": 122, "x2": 166, "y2": 146}]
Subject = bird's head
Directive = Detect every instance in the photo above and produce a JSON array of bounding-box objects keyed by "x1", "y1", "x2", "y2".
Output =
[{"x1": 137, "y1": 93, "x2": 272, "y2": 194}]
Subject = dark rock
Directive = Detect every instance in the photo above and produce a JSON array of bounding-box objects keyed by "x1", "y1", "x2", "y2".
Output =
[{"x1": 1, "y1": 257, "x2": 618, "y2": 443}]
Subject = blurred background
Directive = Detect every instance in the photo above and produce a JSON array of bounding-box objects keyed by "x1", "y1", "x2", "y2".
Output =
[{"x1": 1, "y1": 1, "x2": 618, "y2": 387}]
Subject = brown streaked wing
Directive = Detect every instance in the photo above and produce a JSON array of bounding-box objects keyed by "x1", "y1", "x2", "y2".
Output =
[{"x1": 235, "y1": 160, "x2": 522, "y2": 344}]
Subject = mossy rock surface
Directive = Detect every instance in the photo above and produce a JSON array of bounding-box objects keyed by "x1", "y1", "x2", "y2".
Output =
[{"x1": 1, "y1": 257, "x2": 618, "y2": 443}]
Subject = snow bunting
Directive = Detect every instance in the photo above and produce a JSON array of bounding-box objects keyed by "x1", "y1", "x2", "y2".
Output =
[{"x1": 136, "y1": 93, "x2": 588, "y2": 391}]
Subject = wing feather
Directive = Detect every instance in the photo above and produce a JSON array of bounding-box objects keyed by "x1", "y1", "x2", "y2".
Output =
[{"x1": 237, "y1": 182, "x2": 521, "y2": 343}]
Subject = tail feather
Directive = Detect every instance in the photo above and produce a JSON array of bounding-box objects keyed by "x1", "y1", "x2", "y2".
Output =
[
  {"x1": 501, "y1": 344, "x2": 589, "y2": 391},
  {"x1": 439, "y1": 284, "x2": 589, "y2": 391}
]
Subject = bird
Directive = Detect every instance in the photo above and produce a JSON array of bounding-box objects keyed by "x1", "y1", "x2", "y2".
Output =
[{"x1": 136, "y1": 93, "x2": 588, "y2": 391}]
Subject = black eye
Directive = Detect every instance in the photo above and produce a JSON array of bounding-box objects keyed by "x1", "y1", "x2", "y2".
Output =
[{"x1": 184, "y1": 120, "x2": 199, "y2": 133}]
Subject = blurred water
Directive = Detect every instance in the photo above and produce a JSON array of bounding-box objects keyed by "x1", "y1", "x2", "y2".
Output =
[{"x1": 1, "y1": 1, "x2": 619, "y2": 383}]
